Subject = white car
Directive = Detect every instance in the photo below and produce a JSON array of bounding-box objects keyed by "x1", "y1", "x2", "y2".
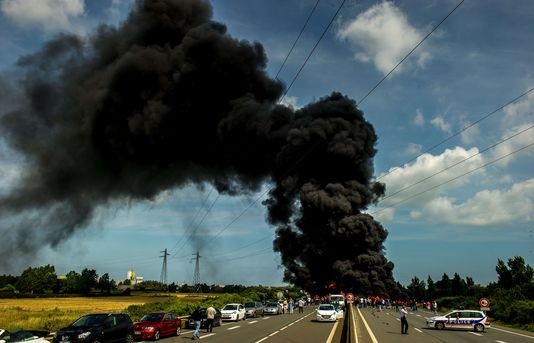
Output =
[
  {"x1": 0, "y1": 330, "x2": 49, "y2": 343},
  {"x1": 221, "y1": 303, "x2": 246, "y2": 322},
  {"x1": 426, "y1": 310, "x2": 490, "y2": 332},
  {"x1": 315, "y1": 304, "x2": 337, "y2": 322}
]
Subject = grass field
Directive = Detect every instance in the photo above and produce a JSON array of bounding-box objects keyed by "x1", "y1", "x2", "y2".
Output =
[{"x1": 0, "y1": 294, "x2": 193, "y2": 332}]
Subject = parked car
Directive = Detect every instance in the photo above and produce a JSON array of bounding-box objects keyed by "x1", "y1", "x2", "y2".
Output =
[
  {"x1": 315, "y1": 304, "x2": 337, "y2": 322},
  {"x1": 53, "y1": 313, "x2": 134, "y2": 343},
  {"x1": 0, "y1": 330, "x2": 48, "y2": 343},
  {"x1": 426, "y1": 310, "x2": 490, "y2": 332},
  {"x1": 221, "y1": 304, "x2": 246, "y2": 322},
  {"x1": 186, "y1": 308, "x2": 222, "y2": 329},
  {"x1": 133, "y1": 312, "x2": 181, "y2": 340},
  {"x1": 263, "y1": 302, "x2": 281, "y2": 315},
  {"x1": 244, "y1": 302, "x2": 264, "y2": 318}
]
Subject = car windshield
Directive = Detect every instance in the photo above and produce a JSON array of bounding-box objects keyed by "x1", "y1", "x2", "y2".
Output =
[
  {"x1": 265, "y1": 302, "x2": 278, "y2": 307},
  {"x1": 244, "y1": 302, "x2": 255, "y2": 308},
  {"x1": 318, "y1": 305, "x2": 335, "y2": 311},
  {"x1": 223, "y1": 305, "x2": 238, "y2": 311},
  {"x1": 72, "y1": 314, "x2": 108, "y2": 327},
  {"x1": 140, "y1": 313, "x2": 164, "y2": 322}
]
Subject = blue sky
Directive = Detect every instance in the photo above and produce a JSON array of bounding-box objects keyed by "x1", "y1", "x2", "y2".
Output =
[{"x1": 0, "y1": 0, "x2": 532, "y2": 288}]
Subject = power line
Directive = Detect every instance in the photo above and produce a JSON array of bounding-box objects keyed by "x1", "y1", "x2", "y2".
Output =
[
  {"x1": 379, "y1": 124, "x2": 534, "y2": 203},
  {"x1": 358, "y1": 0, "x2": 465, "y2": 105},
  {"x1": 279, "y1": 0, "x2": 348, "y2": 104},
  {"x1": 275, "y1": 0, "x2": 321, "y2": 80},
  {"x1": 376, "y1": 87, "x2": 534, "y2": 181},
  {"x1": 371, "y1": 141, "x2": 534, "y2": 215}
]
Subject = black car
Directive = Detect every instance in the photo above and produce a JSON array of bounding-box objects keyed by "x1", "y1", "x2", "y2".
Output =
[
  {"x1": 186, "y1": 308, "x2": 222, "y2": 329},
  {"x1": 53, "y1": 313, "x2": 134, "y2": 343}
]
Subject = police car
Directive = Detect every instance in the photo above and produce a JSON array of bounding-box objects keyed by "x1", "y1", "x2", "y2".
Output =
[{"x1": 426, "y1": 310, "x2": 490, "y2": 332}]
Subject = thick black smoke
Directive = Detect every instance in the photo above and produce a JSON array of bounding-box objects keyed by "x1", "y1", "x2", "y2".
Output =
[{"x1": 0, "y1": 0, "x2": 395, "y2": 294}]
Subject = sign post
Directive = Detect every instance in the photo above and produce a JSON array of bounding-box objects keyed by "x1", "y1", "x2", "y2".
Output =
[{"x1": 479, "y1": 297, "x2": 490, "y2": 311}]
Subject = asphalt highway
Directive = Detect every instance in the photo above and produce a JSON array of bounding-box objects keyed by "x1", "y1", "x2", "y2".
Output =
[{"x1": 138, "y1": 305, "x2": 534, "y2": 343}]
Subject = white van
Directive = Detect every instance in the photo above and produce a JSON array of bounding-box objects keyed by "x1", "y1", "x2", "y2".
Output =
[{"x1": 330, "y1": 294, "x2": 345, "y2": 308}]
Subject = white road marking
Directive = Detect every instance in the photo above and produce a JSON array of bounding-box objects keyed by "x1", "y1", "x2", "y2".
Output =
[
  {"x1": 414, "y1": 328, "x2": 423, "y2": 333},
  {"x1": 496, "y1": 340, "x2": 508, "y2": 343},
  {"x1": 198, "y1": 333, "x2": 215, "y2": 339},
  {"x1": 249, "y1": 320, "x2": 258, "y2": 324},
  {"x1": 326, "y1": 319, "x2": 339, "y2": 343},
  {"x1": 492, "y1": 327, "x2": 534, "y2": 339},
  {"x1": 227, "y1": 326, "x2": 240, "y2": 330},
  {"x1": 469, "y1": 332, "x2": 484, "y2": 337},
  {"x1": 268, "y1": 330, "x2": 279, "y2": 337},
  {"x1": 357, "y1": 307, "x2": 379, "y2": 343}
]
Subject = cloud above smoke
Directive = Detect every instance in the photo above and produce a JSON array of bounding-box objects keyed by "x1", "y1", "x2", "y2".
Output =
[{"x1": 336, "y1": 1, "x2": 431, "y2": 75}]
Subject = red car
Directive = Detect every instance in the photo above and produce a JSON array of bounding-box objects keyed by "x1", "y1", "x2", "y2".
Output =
[{"x1": 133, "y1": 311, "x2": 181, "y2": 340}]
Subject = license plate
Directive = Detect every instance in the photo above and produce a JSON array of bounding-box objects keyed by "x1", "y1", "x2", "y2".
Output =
[{"x1": 134, "y1": 331, "x2": 141, "y2": 335}]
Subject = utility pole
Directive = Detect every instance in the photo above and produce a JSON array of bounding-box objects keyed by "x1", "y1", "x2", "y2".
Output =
[
  {"x1": 160, "y1": 249, "x2": 169, "y2": 286},
  {"x1": 191, "y1": 251, "x2": 202, "y2": 294}
]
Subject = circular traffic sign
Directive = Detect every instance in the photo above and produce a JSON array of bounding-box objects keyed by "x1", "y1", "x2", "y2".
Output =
[{"x1": 479, "y1": 298, "x2": 490, "y2": 307}]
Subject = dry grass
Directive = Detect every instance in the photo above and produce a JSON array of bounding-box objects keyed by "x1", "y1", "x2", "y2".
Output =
[{"x1": 0, "y1": 295, "x2": 172, "y2": 332}]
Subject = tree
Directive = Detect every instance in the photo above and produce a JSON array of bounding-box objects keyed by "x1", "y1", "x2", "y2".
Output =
[
  {"x1": 62, "y1": 271, "x2": 81, "y2": 294},
  {"x1": 407, "y1": 276, "x2": 426, "y2": 301},
  {"x1": 426, "y1": 276, "x2": 436, "y2": 300},
  {"x1": 435, "y1": 273, "x2": 452, "y2": 297},
  {"x1": 496, "y1": 256, "x2": 534, "y2": 289},
  {"x1": 451, "y1": 273, "x2": 466, "y2": 296},
  {"x1": 15, "y1": 265, "x2": 57, "y2": 294},
  {"x1": 79, "y1": 268, "x2": 98, "y2": 294},
  {"x1": 98, "y1": 273, "x2": 113, "y2": 294}
]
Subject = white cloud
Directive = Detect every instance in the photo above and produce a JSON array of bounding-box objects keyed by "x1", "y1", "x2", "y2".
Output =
[
  {"x1": 413, "y1": 108, "x2": 425, "y2": 127},
  {"x1": 502, "y1": 88, "x2": 534, "y2": 129},
  {"x1": 431, "y1": 115, "x2": 451, "y2": 134},
  {"x1": 404, "y1": 142, "x2": 422, "y2": 156},
  {"x1": 336, "y1": 1, "x2": 431, "y2": 75},
  {"x1": 416, "y1": 179, "x2": 534, "y2": 226},
  {"x1": 1, "y1": 0, "x2": 85, "y2": 32},
  {"x1": 491, "y1": 123, "x2": 534, "y2": 166},
  {"x1": 378, "y1": 146, "x2": 485, "y2": 209},
  {"x1": 460, "y1": 119, "x2": 480, "y2": 145}
]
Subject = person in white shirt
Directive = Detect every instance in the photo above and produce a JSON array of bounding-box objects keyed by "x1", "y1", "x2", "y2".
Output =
[{"x1": 400, "y1": 306, "x2": 409, "y2": 334}]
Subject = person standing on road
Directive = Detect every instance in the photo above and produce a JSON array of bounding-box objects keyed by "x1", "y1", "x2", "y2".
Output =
[
  {"x1": 191, "y1": 306, "x2": 202, "y2": 340},
  {"x1": 298, "y1": 299, "x2": 304, "y2": 313},
  {"x1": 206, "y1": 305, "x2": 216, "y2": 333},
  {"x1": 400, "y1": 306, "x2": 409, "y2": 334}
]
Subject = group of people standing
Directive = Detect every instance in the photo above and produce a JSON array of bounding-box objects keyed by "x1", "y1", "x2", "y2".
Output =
[{"x1": 190, "y1": 305, "x2": 217, "y2": 340}]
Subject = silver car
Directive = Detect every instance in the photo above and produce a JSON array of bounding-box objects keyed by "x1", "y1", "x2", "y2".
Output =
[
  {"x1": 244, "y1": 302, "x2": 264, "y2": 318},
  {"x1": 263, "y1": 302, "x2": 281, "y2": 315}
]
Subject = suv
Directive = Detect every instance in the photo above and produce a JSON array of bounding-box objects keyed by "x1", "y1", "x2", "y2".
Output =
[
  {"x1": 426, "y1": 310, "x2": 490, "y2": 332},
  {"x1": 53, "y1": 313, "x2": 134, "y2": 343},
  {"x1": 244, "y1": 302, "x2": 264, "y2": 318}
]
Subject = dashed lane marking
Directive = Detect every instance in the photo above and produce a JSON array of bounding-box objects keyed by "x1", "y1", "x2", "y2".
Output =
[{"x1": 227, "y1": 326, "x2": 240, "y2": 330}]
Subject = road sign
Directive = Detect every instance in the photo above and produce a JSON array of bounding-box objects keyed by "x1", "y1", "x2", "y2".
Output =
[
  {"x1": 346, "y1": 293, "x2": 354, "y2": 303},
  {"x1": 479, "y1": 298, "x2": 490, "y2": 307}
]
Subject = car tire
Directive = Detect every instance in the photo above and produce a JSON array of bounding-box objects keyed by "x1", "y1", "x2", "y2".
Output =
[
  {"x1": 474, "y1": 324, "x2": 484, "y2": 332},
  {"x1": 125, "y1": 333, "x2": 134, "y2": 343},
  {"x1": 435, "y1": 322, "x2": 445, "y2": 330},
  {"x1": 153, "y1": 329, "x2": 160, "y2": 341},
  {"x1": 176, "y1": 326, "x2": 181, "y2": 336},
  {"x1": 216, "y1": 318, "x2": 221, "y2": 327}
]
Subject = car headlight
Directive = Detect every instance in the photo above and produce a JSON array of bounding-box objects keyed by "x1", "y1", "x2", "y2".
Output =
[
  {"x1": 145, "y1": 326, "x2": 154, "y2": 331},
  {"x1": 78, "y1": 331, "x2": 91, "y2": 340}
]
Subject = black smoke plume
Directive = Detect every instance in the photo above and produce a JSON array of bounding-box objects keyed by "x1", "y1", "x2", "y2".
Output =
[{"x1": 0, "y1": 0, "x2": 395, "y2": 294}]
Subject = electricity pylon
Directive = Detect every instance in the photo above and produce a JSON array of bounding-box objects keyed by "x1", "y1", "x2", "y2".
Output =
[
  {"x1": 160, "y1": 249, "x2": 169, "y2": 285},
  {"x1": 191, "y1": 251, "x2": 202, "y2": 293}
]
